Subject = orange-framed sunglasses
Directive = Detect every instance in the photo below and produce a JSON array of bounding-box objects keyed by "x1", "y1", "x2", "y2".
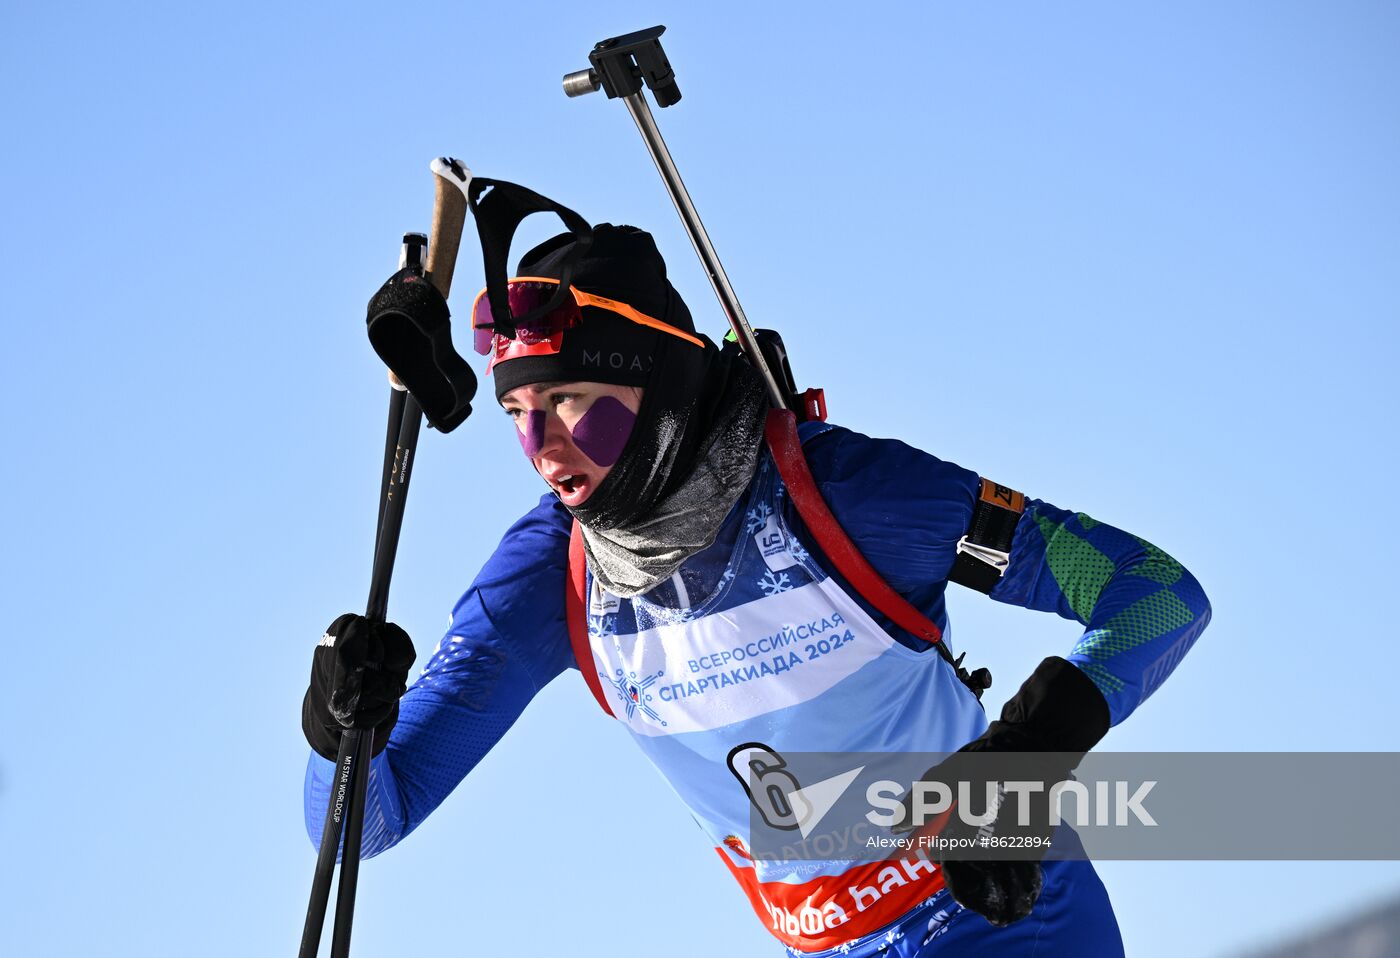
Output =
[{"x1": 470, "y1": 276, "x2": 704, "y2": 372}]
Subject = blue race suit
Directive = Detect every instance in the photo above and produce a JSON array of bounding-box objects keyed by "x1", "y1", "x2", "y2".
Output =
[{"x1": 305, "y1": 422, "x2": 1211, "y2": 956}]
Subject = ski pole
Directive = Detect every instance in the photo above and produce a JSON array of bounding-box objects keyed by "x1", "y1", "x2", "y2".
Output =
[
  {"x1": 374, "y1": 234, "x2": 426, "y2": 560},
  {"x1": 563, "y1": 26, "x2": 787, "y2": 410},
  {"x1": 299, "y1": 158, "x2": 473, "y2": 958},
  {"x1": 299, "y1": 292, "x2": 421, "y2": 958},
  {"x1": 299, "y1": 364, "x2": 421, "y2": 958},
  {"x1": 330, "y1": 392, "x2": 420, "y2": 957}
]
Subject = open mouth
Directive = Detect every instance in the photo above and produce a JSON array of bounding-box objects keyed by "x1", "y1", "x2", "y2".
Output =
[{"x1": 553, "y1": 472, "x2": 590, "y2": 504}]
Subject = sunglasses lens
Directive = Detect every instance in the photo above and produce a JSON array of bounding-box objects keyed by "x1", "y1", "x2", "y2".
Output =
[
  {"x1": 473, "y1": 281, "x2": 578, "y2": 356},
  {"x1": 475, "y1": 281, "x2": 587, "y2": 372},
  {"x1": 473, "y1": 323, "x2": 494, "y2": 357}
]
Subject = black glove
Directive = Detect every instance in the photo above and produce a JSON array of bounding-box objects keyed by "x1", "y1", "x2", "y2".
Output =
[
  {"x1": 302, "y1": 613, "x2": 416, "y2": 761},
  {"x1": 894, "y1": 656, "x2": 1110, "y2": 927}
]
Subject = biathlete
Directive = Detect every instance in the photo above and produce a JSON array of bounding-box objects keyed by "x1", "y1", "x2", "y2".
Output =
[{"x1": 303, "y1": 215, "x2": 1211, "y2": 957}]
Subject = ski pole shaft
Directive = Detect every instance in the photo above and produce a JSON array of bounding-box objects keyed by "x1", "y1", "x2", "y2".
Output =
[
  {"x1": 619, "y1": 91, "x2": 787, "y2": 409},
  {"x1": 374, "y1": 234, "x2": 424, "y2": 557},
  {"x1": 307, "y1": 349, "x2": 425, "y2": 958},
  {"x1": 328, "y1": 392, "x2": 421, "y2": 958},
  {"x1": 299, "y1": 398, "x2": 421, "y2": 958},
  {"x1": 329, "y1": 728, "x2": 373, "y2": 957},
  {"x1": 366, "y1": 396, "x2": 422, "y2": 622},
  {"x1": 299, "y1": 732, "x2": 359, "y2": 957},
  {"x1": 300, "y1": 395, "x2": 420, "y2": 958},
  {"x1": 374, "y1": 385, "x2": 408, "y2": 561},
  {"x1": 301, "y1": 231, "x2": 427, "y2": 958}
]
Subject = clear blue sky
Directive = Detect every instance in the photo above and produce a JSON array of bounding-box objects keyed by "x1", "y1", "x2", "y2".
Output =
[{"x1": 3, "y1": 2, "x2": 1398, "y2": 956}]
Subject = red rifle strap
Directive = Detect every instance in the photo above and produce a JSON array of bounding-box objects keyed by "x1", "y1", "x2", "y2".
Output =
[
  {"x1": 763, "y1": 408, "x2": 947, "y2": 650},
  {"x1": 567, "y1": 519, "x2": 616, "y2": 717}
]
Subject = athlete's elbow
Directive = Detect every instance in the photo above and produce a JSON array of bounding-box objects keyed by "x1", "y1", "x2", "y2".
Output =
[{"x1": 1179, "y1": 564, "x2": 1212, "y2": 634}]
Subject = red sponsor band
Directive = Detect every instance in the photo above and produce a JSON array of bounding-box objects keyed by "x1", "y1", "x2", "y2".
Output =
[{"x1": 716, "y1": 847, "x2": 946, "y2": 951}]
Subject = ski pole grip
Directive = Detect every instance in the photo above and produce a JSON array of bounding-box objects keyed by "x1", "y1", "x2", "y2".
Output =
[{"x1": 425, "y1": 157, "x2": 472, "y2": 298}]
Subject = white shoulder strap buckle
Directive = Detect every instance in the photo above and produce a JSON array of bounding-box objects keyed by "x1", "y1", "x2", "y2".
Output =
[{"x1": 956, "y1": 536, "x2": 1011, "y2": 575}]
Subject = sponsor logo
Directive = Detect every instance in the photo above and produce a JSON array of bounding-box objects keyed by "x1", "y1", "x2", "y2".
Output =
[
  {"x1": 604, "y1": 667, "x2": 668, "y2": 726},
  {"x1": 581, "y1": 348, "x2": 652, "y2": 373},
  {"x1": 979, "y1": 477, "x2": 1024, "y2": 512}
]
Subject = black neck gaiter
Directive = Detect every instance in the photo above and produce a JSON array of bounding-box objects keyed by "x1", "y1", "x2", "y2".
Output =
[{"x1": 570, "y1": 334, "x2": 761, "y2": 531}]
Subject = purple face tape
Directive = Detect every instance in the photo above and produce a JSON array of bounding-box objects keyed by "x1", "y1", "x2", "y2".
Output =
[
  {"x1": 515, "y1": 396, "x2": 637, "y2": 467},
  {"x1": 569, "y1": 395, "x2": 636, "y2": 467},
  {"x1": 518, "y1": 409, "x2": 548, "y2": 457}
]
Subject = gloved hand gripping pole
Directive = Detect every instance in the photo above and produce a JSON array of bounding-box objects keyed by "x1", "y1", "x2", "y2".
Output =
[{"x1": 564, "y1": 26, "x2": 788, "y2": 411}]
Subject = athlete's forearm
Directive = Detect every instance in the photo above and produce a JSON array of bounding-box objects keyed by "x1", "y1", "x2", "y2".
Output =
[{"x1": 993, "y1": 499, "x2": 1211, "y2": 724}]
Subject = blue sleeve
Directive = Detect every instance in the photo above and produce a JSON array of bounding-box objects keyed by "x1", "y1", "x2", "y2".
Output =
[
  {"x1": 991, "y1": 499, "x2": 1212, "y2": 725},
  {"x1": 798, "y1": 422, "x2": 1210, "y2": 725},
  {"x1": 304, "y1": 494, "x2": 575, "y2": 857}
]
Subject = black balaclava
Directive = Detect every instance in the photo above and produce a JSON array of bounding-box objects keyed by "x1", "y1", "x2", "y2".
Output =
[{"x1": 496, "y1": 224, "x2": 754, "y2": 531}]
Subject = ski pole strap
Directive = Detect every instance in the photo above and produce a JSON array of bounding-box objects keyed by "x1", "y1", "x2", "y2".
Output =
[
  {"x1": 763, "y1": 409, "x2": 956, "y2": 658},
  {"x1": 567, "y1": 520, "x2": 617, "y2": 717},
  {"x1": 365, "y1": 267, "x2": 476, "y2": 433},
  {"x1": 467, "y1": 177, "x2": 593, "y2": 342},
  {"x1": 948, "y1": 479, "x2": 1026, "y2": 594}
]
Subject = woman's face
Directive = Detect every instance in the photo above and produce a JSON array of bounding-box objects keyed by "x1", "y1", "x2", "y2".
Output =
[{"x1": 498, "y1": 381, "x2": 643, "y2": 507}]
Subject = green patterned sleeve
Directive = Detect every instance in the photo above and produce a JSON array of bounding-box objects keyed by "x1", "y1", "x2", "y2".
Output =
[{"x1": 990, "y1": 500, "x2": 1211, "y2": 725}]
